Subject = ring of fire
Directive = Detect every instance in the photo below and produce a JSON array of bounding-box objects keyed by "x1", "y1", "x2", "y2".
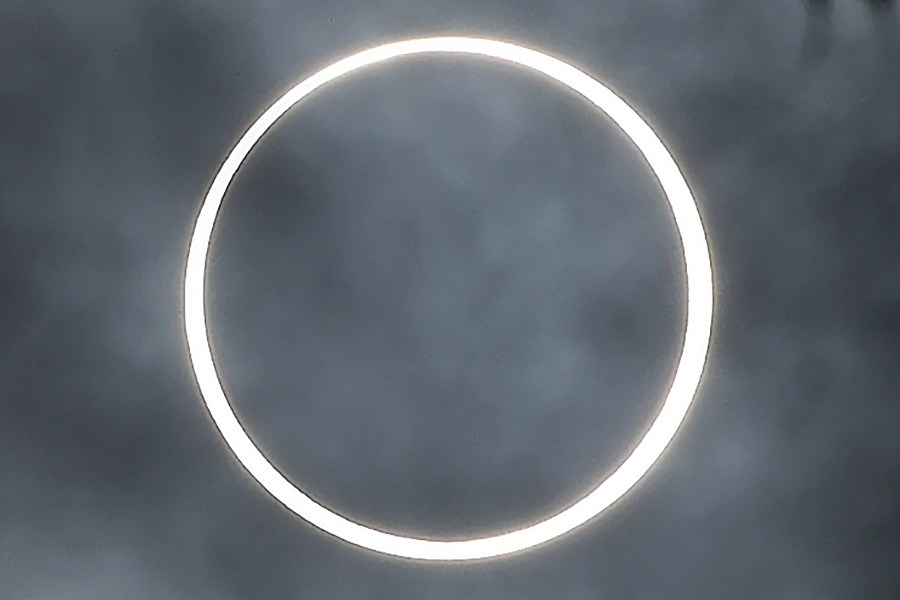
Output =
[{"x1": 184, "y1": 37, "x2": 714, "y2": 561}]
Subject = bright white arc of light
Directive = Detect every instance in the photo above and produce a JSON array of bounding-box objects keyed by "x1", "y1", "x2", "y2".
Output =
[{"x1": 184, "y1": 37, "x2": 714, "y2": 562}]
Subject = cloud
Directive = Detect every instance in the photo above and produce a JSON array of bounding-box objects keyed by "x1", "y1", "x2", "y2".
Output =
[{"x1": 2, "y1": 0, "x2": 898, "y2": 597}]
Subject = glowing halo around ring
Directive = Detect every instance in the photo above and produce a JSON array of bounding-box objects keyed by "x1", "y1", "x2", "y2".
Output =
[{"x1": 185, "y1": 36, "x2": 714, "y2": 561}]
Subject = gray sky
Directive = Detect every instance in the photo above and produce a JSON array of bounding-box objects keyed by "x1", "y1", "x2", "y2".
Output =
[{"x1": 2, "y1": 1, "x2": 899, "y2": 598}]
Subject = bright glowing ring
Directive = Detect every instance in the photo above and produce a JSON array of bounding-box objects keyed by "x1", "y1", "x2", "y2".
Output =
[{"x1": 185, "y1": 37, "x2": 713, "y2": 561}]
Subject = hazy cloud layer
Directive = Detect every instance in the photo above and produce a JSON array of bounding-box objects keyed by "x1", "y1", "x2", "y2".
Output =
[{"x1": 2, "y1": 1, "x2": 899, "y2": 598}]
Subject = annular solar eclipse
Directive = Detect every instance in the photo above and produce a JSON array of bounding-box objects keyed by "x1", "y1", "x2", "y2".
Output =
[{"x1": 184, "y1": 37, "x2": 714, "y2": 561}]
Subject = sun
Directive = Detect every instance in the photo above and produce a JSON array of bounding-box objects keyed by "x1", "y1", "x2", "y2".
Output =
[{"x1": 184, "y1": 36, "x2": 714, "y2": 561}]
